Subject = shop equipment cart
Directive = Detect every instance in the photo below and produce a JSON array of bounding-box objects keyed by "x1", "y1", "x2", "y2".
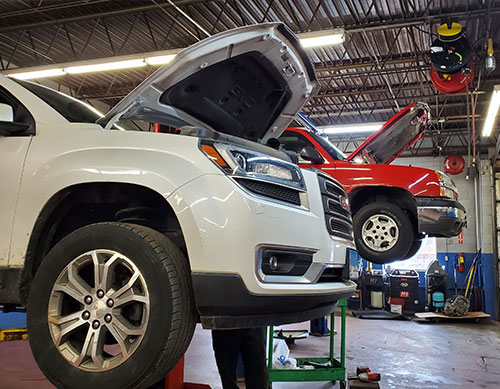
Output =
[{"x1": 267, "y1": 299, "x2": 347, "y2": 388}]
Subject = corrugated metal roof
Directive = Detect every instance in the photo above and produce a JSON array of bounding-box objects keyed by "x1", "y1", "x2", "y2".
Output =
[{"x1": 0, "y1": 0, "x2": 499, "y2": 152}]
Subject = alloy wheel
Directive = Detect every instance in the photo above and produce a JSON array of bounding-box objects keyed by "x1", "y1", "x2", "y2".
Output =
[{"x1": 47, "y1": 249, "x2": 150, "y2": 372}]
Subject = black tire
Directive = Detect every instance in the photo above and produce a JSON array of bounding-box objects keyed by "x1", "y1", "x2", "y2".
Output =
[
  {"x1": 401, "y1": 239, "x2": 423, "y2": 260},
  {"x1": 27, "y1": 222, "x2": 197, "y2": 389},
  {"x1": 353, "y1": 202, "x2": 413, "y2": 264}
]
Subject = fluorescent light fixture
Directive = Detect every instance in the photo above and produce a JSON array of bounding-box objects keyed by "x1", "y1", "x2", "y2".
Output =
[
  {"x1": 299, "y1": 28, "x2": 345, "y2": 48},
  {"x1": 145, "y1": 54, "x2": 176, "y2": 65},
  {"x1": 6, "y1": 50, "x2": 178, "y2": 80},
  {"x1": 319, "y1": 122, "x2": 383, "y2": 135},
  {"x1": 11, "y1": 68, "x2": 66, "y2": 80},
  {"x1": 66, "y1": 59, "x2": 146, "y2": 74},
  {"x1": 482, "y1": 85, "x2": 500, "y2": 137}
]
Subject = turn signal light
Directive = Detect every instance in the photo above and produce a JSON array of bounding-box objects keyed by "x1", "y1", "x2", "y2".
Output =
[{"x1": 201, "y1": 144, "x2": 228, "y2": 168}]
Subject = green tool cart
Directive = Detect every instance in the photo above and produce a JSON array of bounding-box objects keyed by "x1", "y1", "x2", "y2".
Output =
[{"x1": 267, "y1": 299, "x2": 347, "y2": 388}]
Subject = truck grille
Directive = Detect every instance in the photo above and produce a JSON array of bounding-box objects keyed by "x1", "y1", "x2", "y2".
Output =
[
  {"x1": 235, "y1": 178, "x2": 301, "y2": 205},
  {"x1": 317, "y1": 172, "x2": 354, "y2": 242}
]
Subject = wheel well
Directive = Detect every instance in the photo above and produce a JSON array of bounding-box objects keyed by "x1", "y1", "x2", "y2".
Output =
[
  {"x1": 19, "y1": 183, "x2": 186, "y2": 304},
  {"x1": 349, "y1": 186, "x2": 418, "y2": 228}
]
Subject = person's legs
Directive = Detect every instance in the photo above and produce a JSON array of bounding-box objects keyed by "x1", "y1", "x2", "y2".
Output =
[
  {"x1": 310, "y1": 316, "x2": 330, "y2": 336},
  {"x1": 240, "y1": 327, "x2": 269, "y2": 389},
  {"x1": 310, "y1": 317, "x2": 319, "y2": 334},
  {"x1": 211, "y1": 329, "x2": 242, "y2": 389}
]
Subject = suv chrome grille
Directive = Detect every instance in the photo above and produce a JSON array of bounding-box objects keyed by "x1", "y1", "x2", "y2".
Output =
[{"x1": 317, "y1": 172, "x2": 354, "y2": 242}]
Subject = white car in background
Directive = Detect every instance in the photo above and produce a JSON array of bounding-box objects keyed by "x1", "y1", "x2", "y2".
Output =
[{"x1": 0, "y1": 23, "x2": 355, "y2": 388}]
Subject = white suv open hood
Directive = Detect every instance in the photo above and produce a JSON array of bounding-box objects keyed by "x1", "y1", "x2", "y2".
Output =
[{"x1": 99, "y1": 23, "x2": 317, "y2": 143}]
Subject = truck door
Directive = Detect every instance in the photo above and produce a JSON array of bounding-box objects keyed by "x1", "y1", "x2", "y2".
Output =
[{"x1": 0, "y1": 85, "x2": 33, "y2": 266}]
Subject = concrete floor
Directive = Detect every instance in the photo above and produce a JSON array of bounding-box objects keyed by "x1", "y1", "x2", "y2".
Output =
[{"x1": 1, "y1": 312, "x2": 499, "y2": 388}]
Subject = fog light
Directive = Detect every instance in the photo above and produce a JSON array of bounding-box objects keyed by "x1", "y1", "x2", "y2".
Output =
[
  {"x1": 269, "y1": 256, "x2": 278, "y2": 270},
  {"x1": 259, "y1": 248, "x2": 314, "y2": 277}
]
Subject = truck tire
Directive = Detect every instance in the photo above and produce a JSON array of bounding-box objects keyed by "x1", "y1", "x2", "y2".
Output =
[
  {"x1": 353, "y1": 202, "x2": 413, "y2": 264},
  {"x1": 401, "y1": 239, "x2": 423, "y2": 260},
  {"x1": 27, "y1": 222, "x2": 197, "y2": 389}
]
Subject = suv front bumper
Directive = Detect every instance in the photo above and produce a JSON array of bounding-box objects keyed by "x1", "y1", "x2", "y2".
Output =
[
  {"x1": 416, "y1": 197, "x2": 466, "y2": 237},
  {"x1": 192, "y1": 273, "x2": 355, "y2": 329},
  {"x1": 169, "y1": 169, "x2": 356, "y2": 328}
]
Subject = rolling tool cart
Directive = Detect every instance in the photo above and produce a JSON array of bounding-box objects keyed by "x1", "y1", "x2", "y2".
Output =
[
  {"x1": 267, "y1": 299, "x2": 347, "y2": 388},
  {"x1": 359, "y1": 270, "x2": 385, "y2": 309},
  {"x1": 386, "y1": 269, "x2": 420, "y2": 313}
]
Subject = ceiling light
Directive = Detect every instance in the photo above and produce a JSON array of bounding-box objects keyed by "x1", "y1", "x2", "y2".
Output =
[
  {"x1": 482, "y1": 85, "x2": 500, "y2": 137},
  {"x1": 10, "y1": 68, "x2": 66, "y2": 80},
  {"x1": 5, "y1": 49, "x2": 179, "y2": 80},
  {"x1": 145, "y1": 54, "x2": 176, "y2": 65},
  {"x1": 66, "y1": 59, "x2": 146, "y2": 74},
  {"x1": 299, "y1": 28, "x2": 345, "y2": 48},
  {"x1": 319, "y1": 123, "x2": 383, "y2": 135}
]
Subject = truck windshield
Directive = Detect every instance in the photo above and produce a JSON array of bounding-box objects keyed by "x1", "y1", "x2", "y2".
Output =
[
  {"x1": 14, "y1": 79, "x2": 102, "y2": 123},
  {"x1": 309, "y1": 131, "x2": 347, "y2": 161}
]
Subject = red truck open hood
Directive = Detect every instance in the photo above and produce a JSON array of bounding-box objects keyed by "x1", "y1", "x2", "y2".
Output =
[{"x1": 347, "y1": 103, "x2": 430, "y2": 164}]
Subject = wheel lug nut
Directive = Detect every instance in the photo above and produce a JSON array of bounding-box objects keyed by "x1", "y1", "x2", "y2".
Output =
[
  {"x1": 107, "y1": 299, "x2": 114, "y2": 308},
  {"x1": 97, "y1": 289, "x2": 105, "y2": 298},
  {"x1": 92, "y1": 320, "x2": 100, "y2": 329},
  {"x1": 82, "y1": 311, "x2": 90, "y2": 320},
  {"x1": 104, "y1": 314, "x2": 112, "y2": 323},
  {"x1": 84, "y1": 296, "x2": 92, "y2": 304}
]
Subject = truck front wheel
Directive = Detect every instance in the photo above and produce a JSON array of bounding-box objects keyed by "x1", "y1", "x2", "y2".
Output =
[
  {"x1": 27, "y1": 222, "x2": 196, "y2": 389},
  {"x1": 353, "y1": 202, "x2": 413, "y2": 264},
  {"x1": 401, "y1": 239, "x2": 423, "y2": 260}
]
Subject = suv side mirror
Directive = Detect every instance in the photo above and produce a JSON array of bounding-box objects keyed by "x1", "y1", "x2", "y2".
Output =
[
  {"x1": 300, "y1": 146, "x2": 324, "y2": 164},
  {"x1": 0, "y1": 103, "x2": 13, "y2": 122},
  {"x1": 0, "y1": 121, "x2": 31, "y2": 136}
]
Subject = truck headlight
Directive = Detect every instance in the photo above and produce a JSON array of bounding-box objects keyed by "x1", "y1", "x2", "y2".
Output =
[
  {"x1": 435, "y1": 170, "x2": 458, "y2": 200},
  {"x1": 201, "y1": 141, "x2": 306, "y2": 191}
]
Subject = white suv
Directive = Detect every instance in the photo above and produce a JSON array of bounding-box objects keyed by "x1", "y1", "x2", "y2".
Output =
[{"x1": 0, "y1": 23, "x2": 355, "y2": 388}]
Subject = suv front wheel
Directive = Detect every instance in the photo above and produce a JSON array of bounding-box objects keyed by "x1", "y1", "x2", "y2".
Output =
[
  {"x1": 353, "y1": 202, "x2": 413, "y2": 264},
  {"x1": 27, "y1": 222, "x2": 196, "y2": 389}
]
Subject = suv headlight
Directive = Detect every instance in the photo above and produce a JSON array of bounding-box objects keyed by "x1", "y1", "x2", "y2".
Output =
[
  {"x1": 200, "y1": 140, "x2": 306, "y2": 191},
  {"x1": 435, "y1": 170, "x2": 458, "y2": 200}
]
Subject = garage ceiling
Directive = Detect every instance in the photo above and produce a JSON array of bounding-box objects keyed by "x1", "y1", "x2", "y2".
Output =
[{"x1": 1, "y1": 0, "x2": 500, "y2": 156}]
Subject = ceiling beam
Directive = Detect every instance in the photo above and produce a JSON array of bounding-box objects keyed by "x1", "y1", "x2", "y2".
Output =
[
  {"x1": 0, "y1": 3, "x2": 498, "y2": 36},
  {"x1": 314, "y1": 57, "x2": 417, "y2": 73},
  {"x1": 341, "y1": 7, "x2": 500, "y2": 33},
  {"x1": 315, "y1": 82, "x2": 434, "y2": 99},
  {"x1": 1, "y1": 53, "x2": 422, "y2": 78},
  {"x1": 307, "y1": 94, "x2": 484, "y2": 108},
  {"x1": 0, "y1": 0, "x2": 208, "y2": 34},
  {"x1": 314, "y1": 77, "x2": 500, "y2": 100}
]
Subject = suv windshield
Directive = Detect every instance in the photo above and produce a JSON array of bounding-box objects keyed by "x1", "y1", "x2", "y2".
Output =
[
  {"x1": 14, "y1": 79, "x2": 102, "y2": 123},
  {"x1": 309, "y1": 131, "x2": 347, "y2": 161}
]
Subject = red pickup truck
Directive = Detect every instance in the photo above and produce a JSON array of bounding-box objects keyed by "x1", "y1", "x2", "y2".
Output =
[{"x1": 279, "y1": 103, "x2": 466, "y2": 264}]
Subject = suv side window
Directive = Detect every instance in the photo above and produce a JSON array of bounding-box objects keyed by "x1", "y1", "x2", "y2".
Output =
[
  {"x1": 278, "y1": 131, "x2": 317, "y2": 164},
  {"x1": 0, "y1": 85, "x2": 35, "y2": 135}
]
